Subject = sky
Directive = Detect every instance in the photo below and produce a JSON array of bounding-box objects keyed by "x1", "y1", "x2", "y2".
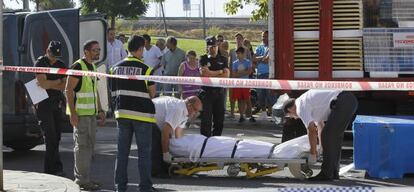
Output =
[{"x1": 4, "y1": 0, "x2": 258, "y2": 18}]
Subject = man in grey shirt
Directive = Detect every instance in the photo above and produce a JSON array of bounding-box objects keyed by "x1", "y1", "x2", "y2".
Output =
[{"x1": 161, "y1": 37, "x2": 186, "y2": 97}]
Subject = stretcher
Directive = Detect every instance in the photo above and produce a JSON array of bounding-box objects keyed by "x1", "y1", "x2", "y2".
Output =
[{"x1": 168, "y1": 157, "x2": 313, "y2": 179}]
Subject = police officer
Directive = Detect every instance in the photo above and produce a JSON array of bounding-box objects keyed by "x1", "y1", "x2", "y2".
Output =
[
  {"x1": 110, "y1": 35, "x2": 157, "y2": 192},
  {"x1": 199, "y1": 36, "x2": 230, "y2": 137},
  {"x1": 34, "y1": 41, "x2": 67, "y2": 176}
]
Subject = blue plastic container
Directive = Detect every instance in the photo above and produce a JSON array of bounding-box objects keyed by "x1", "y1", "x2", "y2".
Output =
[{"x1": 353, "y1": 115, "x2": 414, "y2": 179}]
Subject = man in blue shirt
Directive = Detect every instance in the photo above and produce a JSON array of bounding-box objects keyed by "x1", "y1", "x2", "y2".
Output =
[
  {"x1": 255, "y1": 30, "x2": 276, "y2": 120},
  {"x1": 231, "y1": 47, "x2": 253, "y2": 123}
]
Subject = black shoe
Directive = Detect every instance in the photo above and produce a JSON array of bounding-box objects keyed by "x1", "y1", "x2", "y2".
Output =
[
  {"x1": 140, "y1": 187, "x2": 159, "y2": 192},
  {"x1": 333, "y1": 173, "x2": 340, "y2": 180},
  {"x1": 249, "y1": 117, "x2": 256, "y2": 123},
  {"x1": 308, "y1": 172, "x2": 333, "y2": 181},
  {"x1": 239, "y1": 117, "x2": 246, "y2": 123}
]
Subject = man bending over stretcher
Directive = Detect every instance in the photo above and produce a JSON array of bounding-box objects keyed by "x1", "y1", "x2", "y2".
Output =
[{"x1": 151, "y1": 96, "x2": 203, "y2": 178}]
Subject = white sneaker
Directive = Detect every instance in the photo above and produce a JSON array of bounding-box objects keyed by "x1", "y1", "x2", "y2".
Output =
[{"x1": 258, "y1": 112, "x2": 267, "y2": 121}]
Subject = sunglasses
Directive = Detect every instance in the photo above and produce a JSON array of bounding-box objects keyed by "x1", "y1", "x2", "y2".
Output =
[{"x1": 90, "y1": 48, "x2": 101, "y2": 53}]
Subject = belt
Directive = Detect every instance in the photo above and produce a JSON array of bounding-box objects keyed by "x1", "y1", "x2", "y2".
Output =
[{"x1": 330, "y1": 99, "x2": 336, "y2": 109}]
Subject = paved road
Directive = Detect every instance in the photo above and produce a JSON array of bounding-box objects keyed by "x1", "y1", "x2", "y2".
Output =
[{"x1": 4, "y1": 118, "x2": 414, "y2": 191}]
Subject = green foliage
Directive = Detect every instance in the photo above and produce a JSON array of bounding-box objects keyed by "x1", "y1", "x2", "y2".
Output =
[
  {"x1": 80, "y1": 0, "x2": 148, "y2": 27},
  {"x1": 29, "y1": 0, "x2": 75, "y2": 10},
  {"x1": 224, "y1": 0, "x2": 268, "y2": 21}
]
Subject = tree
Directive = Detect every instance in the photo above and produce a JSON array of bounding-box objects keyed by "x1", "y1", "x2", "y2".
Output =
[
  {"x1": 32, "y1": 0, "x2": 75, "y2": 11},
  {"x1": 80, "y1": 0, "x2": 148, "y2": 28},
  {"x1": 224, "y1": 0, "x2": 268, "y2": 21}
]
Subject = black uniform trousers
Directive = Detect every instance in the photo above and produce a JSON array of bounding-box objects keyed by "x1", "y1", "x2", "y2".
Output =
[
  {"x1": 36, "y1": 98, "x2": 64, "y2": 175},
  {"x1": 151, "y1": 125, "x2": 170, "y2": 175},
  {"x1": 320, "y1": 91, "x2": 358, "y2": 178},
  {"x1": 200, "y1": 88, "x2": 225, "y2": 137}
]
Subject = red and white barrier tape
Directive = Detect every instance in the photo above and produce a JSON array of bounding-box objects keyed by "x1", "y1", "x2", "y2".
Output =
[{"x1": 1, "y1": 65, "x2": 414, "y2": 91}]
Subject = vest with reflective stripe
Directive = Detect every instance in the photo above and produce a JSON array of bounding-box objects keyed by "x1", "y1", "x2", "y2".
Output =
[
  {"x1": 68, "y1": 59, "x2": 98, "y2": 116},
  {"x1": 110, "y1": 56, "x2": 156, "y2": 123}
]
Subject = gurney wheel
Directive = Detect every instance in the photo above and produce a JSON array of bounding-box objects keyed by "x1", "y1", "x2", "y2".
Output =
[
  {"x1": 227, "y1": 165, "x2": 241, "y2": 177},
  {"x1": 288, "y1": 163, "x2": 306, "y2": 180},
  {"x1": 168, "y1": 164, "x2": 182, "y2": 176},
  {"x1": 301, "y1": 164, "x2": 313, "y2": 178}
]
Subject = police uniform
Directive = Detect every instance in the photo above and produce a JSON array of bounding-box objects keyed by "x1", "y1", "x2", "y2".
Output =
[
  {"x1": 34, "y1": 41, "x2": 66, "y2": 175},
  {"x1": 199, "y1": 37, "x2": 228, "y2": 137},
  {"x1": 109, "y1": 56, "x2": 155, "y2": 191}
]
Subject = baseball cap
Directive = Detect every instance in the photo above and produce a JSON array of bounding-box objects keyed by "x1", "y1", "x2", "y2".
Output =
[
  {"x1": 48, "y1": 41, "x2": 62, "y2": 57},
  {"x1": 206, "y1": 36, "x2": 217, "y2": 47}
]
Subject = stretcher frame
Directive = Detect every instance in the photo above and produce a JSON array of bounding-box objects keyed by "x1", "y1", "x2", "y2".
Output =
[{"x1": 169, "y1": 157, "x2": 313, "y2": 179}]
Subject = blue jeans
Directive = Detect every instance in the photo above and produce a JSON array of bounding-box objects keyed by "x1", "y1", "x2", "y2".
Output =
[
  {"x1": 257, "y1": 73, "x2": 277, "y2": 109},
  {"x1": 115, "y1": 119, "x2": 153, "y2": 192},
  {"x1": 163, "y1": 83, "x2": 179, "y2": 98}
]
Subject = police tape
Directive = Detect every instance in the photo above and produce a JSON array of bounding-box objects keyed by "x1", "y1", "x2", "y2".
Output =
[{"x1": 2, "y1": 65, "x2": 414, "y2": 91}]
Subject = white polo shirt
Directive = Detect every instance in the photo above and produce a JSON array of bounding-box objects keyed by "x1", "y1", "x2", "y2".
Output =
[
  {"x1": 296, "y1": 89, "x2": 342, "y2": 128},
  {"x1": 153, "y1": 96, "x2": 188, "y2": 131},
  {"x1": 143, "y1": 45, "x2": 163, "y2": 75}
]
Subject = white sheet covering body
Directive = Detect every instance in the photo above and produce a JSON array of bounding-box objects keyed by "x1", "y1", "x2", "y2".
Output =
[{"x1": 170, "y1": 134, "x2": 311, "y2": 161}]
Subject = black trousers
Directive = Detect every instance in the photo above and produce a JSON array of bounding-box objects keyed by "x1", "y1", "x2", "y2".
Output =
[
  {"x1": 320, "y1": 92, "x2": 358, "y2": 178},
  {"x1": 200, "y1": 89, "x2": 225, "y2": 137},
  {"x1": 151, "y1": 125, "x2": 170, "y2": 175},
  {"x1": 36, "y1": 98, "x2": 64, "y2": 174}
]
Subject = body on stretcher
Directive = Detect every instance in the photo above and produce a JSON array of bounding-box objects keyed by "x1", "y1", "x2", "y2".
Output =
[{"x1": 168, "y1": 135, "x2": 315, "y2": 179}]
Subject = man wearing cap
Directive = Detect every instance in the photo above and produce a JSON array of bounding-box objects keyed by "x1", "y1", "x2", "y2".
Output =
[
  {"x1": 199, "y1": 36, "x2": 230, "y2": 137},
  {"x1": 34, "y1": 41, "x2": 67, "y2": 176}
]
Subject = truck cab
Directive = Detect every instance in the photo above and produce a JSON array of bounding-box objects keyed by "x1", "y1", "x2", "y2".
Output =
[{"x1": 3, "y1": 8, "x2": 107, "y2": 150}]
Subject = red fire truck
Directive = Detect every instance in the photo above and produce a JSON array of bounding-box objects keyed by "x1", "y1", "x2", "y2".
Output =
[{"x1": 269, "y1": 0, "x2": 414, "y2": 116}]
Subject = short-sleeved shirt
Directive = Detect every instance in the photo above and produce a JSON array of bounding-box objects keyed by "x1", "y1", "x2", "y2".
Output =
[
  {"x1": 143, "y1": 45, "x2": 163, "y2": 75},
  {"x1": 199, "y1": 54, "x2": 228, "y2": 90},
  {"x1": 296, "y1": 89, "x2": 342, "y2": 128},
  {"x1": 34, "y1": 55, "x2": 67, "y2": 99},
  {"x1": 153, "y1": 96, "x2": 188, "y2": 131},
  {"x1": 161, "y1": 47, "x2": 186, "y2": 76},
  {"x1": 70, "y1": 59, "x2": 97, "y2": 93},
  {"x1": 255, "y1": 44, "x2": 269, "y2": 75},
  {"x1": 232, "y1": 59, "x2": 251, "y2": 79}
]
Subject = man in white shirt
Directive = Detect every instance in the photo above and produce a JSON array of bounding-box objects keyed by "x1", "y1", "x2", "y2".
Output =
[
  {"x1": 284, "y1": 89, "x2": 358, "y2": 181},
  {"x1": 143, "y1": 34, "x2": 163, "y2": 76},
  {"x1": 151, "y1": 96, "x2": 203, "y2": 178},
  {"x1": 106, "y1": 28, "x2": 127, "y2": 70},
  {"x1": 156, "y1": 38, "x2": 169, "y2": 55}
]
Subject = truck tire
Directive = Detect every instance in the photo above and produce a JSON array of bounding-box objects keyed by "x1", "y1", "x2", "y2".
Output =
[{"x1": 8, "y1": 143, "x2": 38, "y2": 151}]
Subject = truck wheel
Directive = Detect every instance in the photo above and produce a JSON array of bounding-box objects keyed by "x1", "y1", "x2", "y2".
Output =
[{"x1": 8, "y1": 143, "x2": 38, "y2": 151}]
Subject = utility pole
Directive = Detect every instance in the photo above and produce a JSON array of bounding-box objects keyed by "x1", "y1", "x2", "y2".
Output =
[
  {"x1": 23, "y1": 0, "x2": 30, "y2": 11},
  {"x1": 202, "y1": 0, "x2": 206, "y2": 39},
  {"x1": 160, "y1": 1, "x2": 169, "y2": 37},
  {"x1": 0, "y1": 0, "x2": 4, "y2": 190}
]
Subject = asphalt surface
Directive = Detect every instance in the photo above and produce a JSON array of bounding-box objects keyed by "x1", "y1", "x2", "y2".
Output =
[{"x1": 4, "y1": 117, "x2": 414, "y2": 192}]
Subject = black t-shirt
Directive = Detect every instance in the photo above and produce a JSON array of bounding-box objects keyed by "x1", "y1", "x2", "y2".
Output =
[
  {"x1": 34, "y1": 55, "x2": 67, "y2": 99},
  {"x1": 199, "y1": 54, "x2": 228, "y2": 90},
  {"x1": 70, "y1": 59, "x2": 97, "y2": 92}
]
